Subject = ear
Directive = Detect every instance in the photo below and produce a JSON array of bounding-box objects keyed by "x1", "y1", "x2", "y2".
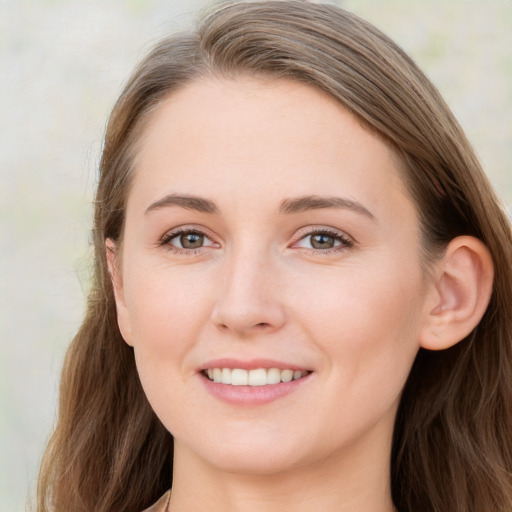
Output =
[
  {"x1": 105, "y1": 238, "x2": 133, "y2": 346},
  {"x1": 420, "y1": 236, "x2": 494, "y2": 350}
]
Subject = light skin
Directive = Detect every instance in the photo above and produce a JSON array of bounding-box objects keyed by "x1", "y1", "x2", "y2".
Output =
[{"x1": 107, "y1": 77, "x2": 493, "y2": 512}]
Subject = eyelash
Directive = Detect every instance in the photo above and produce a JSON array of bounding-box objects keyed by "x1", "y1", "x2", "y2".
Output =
[
  {"x1": 159, "y1": 227, "x2": 354, "y2": 255},
  {"x1": 293, "y1": 228, "x2": 354, "y2": 254},
  {"x1": 159, "y1": 227, "x2": 216, "y2": 255}
]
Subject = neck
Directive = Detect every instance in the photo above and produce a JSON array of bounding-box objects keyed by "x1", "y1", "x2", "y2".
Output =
[{"x1": 168, "y1": 429, "x2": 396, "y2": 512}]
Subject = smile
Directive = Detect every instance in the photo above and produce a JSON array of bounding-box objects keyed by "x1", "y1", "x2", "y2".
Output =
[{"x1": 202, "y1": 368, "x2": 311, "y2": 386}]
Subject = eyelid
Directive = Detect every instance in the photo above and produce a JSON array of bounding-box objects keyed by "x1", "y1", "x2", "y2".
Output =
[
  {"x1": 290, "y1": 226, "x2": 355, "y2": 252},
  {"x1": 159, "y1": 225, "x2": 220, "y2": 252},
  {"x1": 157, "y1": 224, "x2": 354, "y2": 255}
]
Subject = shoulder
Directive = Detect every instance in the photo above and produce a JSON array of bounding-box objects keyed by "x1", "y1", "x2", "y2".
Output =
[{"x1": 141, "y1": 490, "x2": 171, "y2": 512}]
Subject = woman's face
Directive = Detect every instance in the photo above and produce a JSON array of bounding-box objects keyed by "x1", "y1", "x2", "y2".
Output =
[{"x1": 113, "y1": 77, "x2": 432, "y2": 476}]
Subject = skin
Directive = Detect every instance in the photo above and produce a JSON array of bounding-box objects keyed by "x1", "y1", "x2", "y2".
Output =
[{"x1": 110, "y1": 77, "x2": 448, "y2": 511}]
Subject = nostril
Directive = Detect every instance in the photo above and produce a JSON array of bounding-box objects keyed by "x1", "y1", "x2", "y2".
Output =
[{"x1": 217, "y1": 321, "x2": 271, "y2": 334}]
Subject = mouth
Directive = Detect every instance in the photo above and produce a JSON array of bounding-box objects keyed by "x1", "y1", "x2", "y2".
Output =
[{"x1": 201, "y1": 367, "x2": 312, "y2": 386}]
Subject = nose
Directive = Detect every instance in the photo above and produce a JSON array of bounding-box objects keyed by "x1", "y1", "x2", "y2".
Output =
[{"x1": 211, "y1": 250, "x2": 286, "y2": 338}]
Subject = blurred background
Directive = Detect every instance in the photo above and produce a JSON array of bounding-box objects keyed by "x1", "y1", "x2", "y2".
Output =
[{"x1": 1, "y1": 0, "x2": 511, "y2": 510}]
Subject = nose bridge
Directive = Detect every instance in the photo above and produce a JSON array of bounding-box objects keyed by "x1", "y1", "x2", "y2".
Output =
[{"x1": 212, "y1": 242, "x2": 285, "y2": 336}]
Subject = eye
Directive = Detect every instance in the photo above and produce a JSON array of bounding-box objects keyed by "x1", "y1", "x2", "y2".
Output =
[
  {"x1": 307, "y1": 233, "x2": 340, "y2": 250},
  {"x1": 293, "y1": 228, "x2": 353, "y2": 252},
  {"x1": 161, "y1": 228, "x2": 217, "y2": 252},
  {"x1": 174, "y1": 232, "x2": 206, "y2": 249}
]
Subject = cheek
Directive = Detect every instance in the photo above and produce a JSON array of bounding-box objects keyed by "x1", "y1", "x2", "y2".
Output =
[
  {"x1": 295, "y1": 261, "x2": 424, "y2": 390},
  {"x1": 293, "y1": 267, "x2": 423, "y2": 443},
  {"x1": 123, "y1": 265, "x2": 213, "y2": 423},
  {"x1": 122, "y1": 264, "x2": 213, "y2": 394},
  {"x1": 125, "y1": 261, "x2": 213, "y2": 340},
  {"x1": 299, "y1": 260, "x2": 423, "y2": 336}
]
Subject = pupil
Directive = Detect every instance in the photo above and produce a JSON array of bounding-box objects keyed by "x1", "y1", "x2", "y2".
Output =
[
  {"x1": 181, "y1": 233, "x2": 203, "y2": 249},
  {"x1": 311, "y1": 234, "x2": 334, "y2": 249}
]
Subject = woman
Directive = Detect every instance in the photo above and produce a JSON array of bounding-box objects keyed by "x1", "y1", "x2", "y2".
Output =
[{"x1": 37, "y1": 1, "x2": 512, "y2": 511}]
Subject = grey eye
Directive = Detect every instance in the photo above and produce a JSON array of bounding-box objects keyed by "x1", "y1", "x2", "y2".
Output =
[
  {"x1": 176, "y1": 232, "x2": 205, "y2": 249},
  {"x1": 310, "y1": 233, "x2": 336, "y2": 249},
  {"x1": 293, "y1": 229, "x2": 350, "y2": 252}
]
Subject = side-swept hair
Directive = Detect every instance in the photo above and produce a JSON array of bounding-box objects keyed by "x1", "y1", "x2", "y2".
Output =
[{"x1": 38, "y1": 2, "x2": 512, "y2": 511}]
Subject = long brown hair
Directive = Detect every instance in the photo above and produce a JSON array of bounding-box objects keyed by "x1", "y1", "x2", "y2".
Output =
[{"x1": 38, "y1": 2, "x2": 512, "y2": 511}]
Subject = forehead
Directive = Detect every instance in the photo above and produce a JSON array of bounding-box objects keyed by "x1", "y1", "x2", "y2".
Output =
[{"x1": 130, "y1": 76, "x2": 411, "y2": 218}]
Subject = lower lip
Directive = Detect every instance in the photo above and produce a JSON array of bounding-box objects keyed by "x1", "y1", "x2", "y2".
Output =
[{"x1": 200, "y1": 373, "x2": 312, "y2": 406}]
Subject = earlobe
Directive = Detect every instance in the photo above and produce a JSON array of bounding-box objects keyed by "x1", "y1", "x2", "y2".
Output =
[
  {"x1": 420, "y1": 236, "x2": 494, "y2": 351},
  {"x1": 105, "y1": 238, "x2": 134, "y2": 346}
]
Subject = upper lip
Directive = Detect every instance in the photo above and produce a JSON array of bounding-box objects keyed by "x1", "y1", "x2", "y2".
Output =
[{"x1": 198, "y1": 358, "x2": 311, "y2": 372}]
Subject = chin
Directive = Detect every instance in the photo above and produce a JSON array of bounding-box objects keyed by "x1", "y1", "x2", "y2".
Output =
[
  {"x1": 177, "y1": 427, "x2": 313, "y2": 476},
  {"x1": 207, "y1": 448, "x2": 307, "y2": 476}
]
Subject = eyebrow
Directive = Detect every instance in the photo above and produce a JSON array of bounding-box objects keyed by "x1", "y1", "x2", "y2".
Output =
[
  {"x1": 279, "y1": 195, "x2": 375, "y2": 220},
  {"x1": 144, "y1": 193, "x2": 374, "y2": 220},
  {"x1": 145, "y1": 194, "x2": 219, "y2": 215}
]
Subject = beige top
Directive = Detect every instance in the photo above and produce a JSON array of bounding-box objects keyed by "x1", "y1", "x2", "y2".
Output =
[{"x1": 142, "y1": 490, "x2": 171, "y2": 512}]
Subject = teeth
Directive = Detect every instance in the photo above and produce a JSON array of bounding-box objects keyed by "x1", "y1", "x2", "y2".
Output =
[
  {"x1": 231, "y1": 369, "x2": 249, "y2": 386},
  {"x1": 281, "y1": 369, "x2": 293, "y2": 383},
  {"x1": 221, "y1": 368, "x2": 231, "y2": 384},
  {"x1": 267, "y1": 367, "x2": 281, "y2": 384},
  {"x1": 204, "y1": 367, "x2": 309, "y2": 386},
  {"x1": 248, "y1": 368, "x2": 267, "y2": 386}
]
